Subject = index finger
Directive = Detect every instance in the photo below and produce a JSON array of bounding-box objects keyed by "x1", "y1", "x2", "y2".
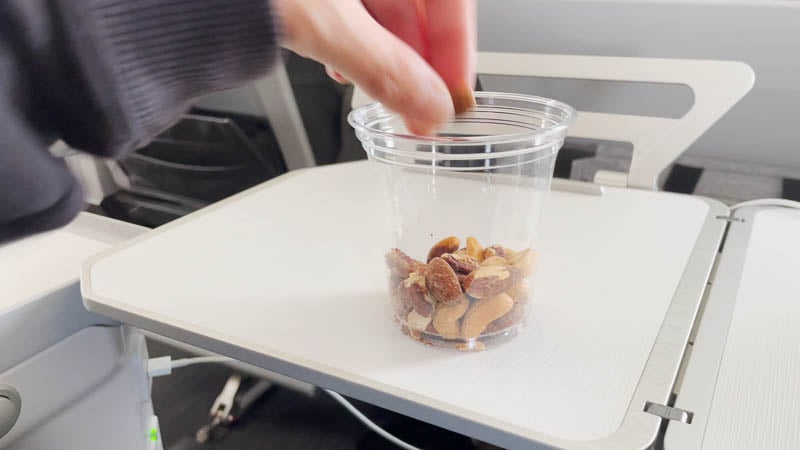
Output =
[{"x1": 425, "y1": 0, "x2": 477, "y2": 109}]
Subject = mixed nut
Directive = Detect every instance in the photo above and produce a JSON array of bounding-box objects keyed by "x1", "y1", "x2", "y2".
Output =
[{"x1": 386, "y1": 236, "x2": 536, "y2": 350}]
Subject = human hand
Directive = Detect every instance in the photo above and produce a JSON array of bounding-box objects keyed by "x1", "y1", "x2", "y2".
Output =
[{"x1": 274, "y1": 0, "x2": 476, "y2": 135}]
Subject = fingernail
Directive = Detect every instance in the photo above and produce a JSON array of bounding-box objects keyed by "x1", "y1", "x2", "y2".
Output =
[
  {"x1": 325, "y1": 67, "x2": 348, "y2": 84},
  {"x1": 449, "y1": 82, "x2": 476, "y2": 114}
]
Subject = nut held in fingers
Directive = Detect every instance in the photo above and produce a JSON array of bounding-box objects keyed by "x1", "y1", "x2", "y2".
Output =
[{"x1": 450, "y1": 83, "x2": 476, "y2": 115}]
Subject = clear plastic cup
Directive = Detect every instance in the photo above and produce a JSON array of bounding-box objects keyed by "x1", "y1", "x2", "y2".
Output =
[{"x1": 349, "y1": 92, "x2": 576, "y2": 351}]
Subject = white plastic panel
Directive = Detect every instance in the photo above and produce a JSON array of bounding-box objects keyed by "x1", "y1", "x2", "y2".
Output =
[
  {"x1": 84, "y1": 162, "x2": 715, "y2": 448},
  {"x1": 0, "y1": 231, "x2": 108, "y2": 314},
  {"x1": 3, "y1": 327, "x2": 153, "y2": 450},
  {"x1": 666, "y1": 207, "x2": 800, "y2": 450},
  {"x1": 0, "y1": 327, "x2": 123, "y2": 446},
  {"x1": 0, "y1": 213, "x2": 146, "y2": 371}
]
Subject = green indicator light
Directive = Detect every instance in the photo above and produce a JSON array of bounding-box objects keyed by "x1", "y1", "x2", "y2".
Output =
[{"x1": 149, "y1": 428, "x2": 158, "y2": 442}]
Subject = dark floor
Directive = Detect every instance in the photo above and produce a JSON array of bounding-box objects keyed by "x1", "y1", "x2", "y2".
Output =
[{"x1": 147, "y1": 340, "x2": 484, "y2": 450}]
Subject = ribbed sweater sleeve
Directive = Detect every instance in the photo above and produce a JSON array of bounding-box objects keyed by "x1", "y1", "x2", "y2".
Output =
[{"x1": 0, "y1": 0, "x2": 281, "y2": 242}]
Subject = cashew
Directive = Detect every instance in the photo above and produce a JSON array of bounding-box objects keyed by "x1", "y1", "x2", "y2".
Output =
[
  {"x1": 466, "y1": 236, "x2": 484, "y2": 261},
  {"x1": 505, "y1": 280, "x2": 530, "y2": 304},
  {"x1": 432, "y1": 295, "x2": 470, "y2": 339},
  {"x1": 406, "y1": 309, "x2": 432, "y2": 331},
  {"x1": 509, "y1": 248, "x2": 537, "y2": 276},
  {"x1": 481, "y1": 256, "x2": 509, "y2": 267},
  {"x1": 461, "y1": 293, "x2": 514, "y2": 339},
  {"x1": 484, "y1": 245, "x2": 516, "y2": 260},
  {"x1": 499, "y1": 246, "x2": 517, "y2": 259},
  {"x1": 456, "y1": 341, "x2": 486, "y2": 352}
]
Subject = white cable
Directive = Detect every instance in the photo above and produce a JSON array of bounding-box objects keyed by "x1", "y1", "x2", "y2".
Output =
[
  {"x1": 147, "y1": 356, "x2": 423, "y2": 450},
  {"x1": 730, "y1": 198, "x2": 800, "y2": 211},
  {"x1": 325, "y1": 389, "x2": 424, "y2": 450},
  {"x1": 147, "y1": 355, "x2": 234, "y2": 377},
  {"x1": 170, "y1": 356, "x2": 234, "y2": 369}
]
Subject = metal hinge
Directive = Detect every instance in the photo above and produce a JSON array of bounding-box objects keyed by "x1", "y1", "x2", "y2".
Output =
[
  {"x1": 715, "y1": 215, "x2": 744, "y2": 223},
  {"x1": 644, "y1": 401, "x2": 694, "y2": 424}
]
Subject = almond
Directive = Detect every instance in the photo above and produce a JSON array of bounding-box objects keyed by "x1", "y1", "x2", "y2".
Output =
[
  {"x1": 441, "y1": 252, "x2": 481, "y2": 274},
  {"x1": 425, "y1": 257, "x2": 463, "y2": 305},
  {"x1": 391, "y1": 297, "x2": 412, "y2": 319},
  {"x1": 386, "y1": 249, "x2": 425, "y2": 278},
  {"x1": 463, "y1": 265, "x2": 522, "y2": 299},
  {"x1": 398, "y1": 272, "x2": 433, "y2": 317},
  {"x1": 427, "y1": 236, "x2": 460, "y2": 262},
  {"x1": 389, "y1": 274, "x2": 405, "y2": 293},
  {"x1": 457, "y1": 273, "x2": 469, "y2": 289}
]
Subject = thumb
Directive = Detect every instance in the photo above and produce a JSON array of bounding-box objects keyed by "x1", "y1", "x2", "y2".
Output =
[{"x1": 281, "y1": 0, "x2": 453, "y2": 135}]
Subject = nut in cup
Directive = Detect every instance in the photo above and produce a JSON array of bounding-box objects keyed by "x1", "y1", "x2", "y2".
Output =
[{"x1": 349, "y1": 92, "x2": 576, "y2": 351}]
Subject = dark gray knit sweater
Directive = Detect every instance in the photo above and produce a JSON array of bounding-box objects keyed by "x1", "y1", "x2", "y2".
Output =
[{"x1": 0, "y1": 0, "x2": 280, "y2": 242}]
